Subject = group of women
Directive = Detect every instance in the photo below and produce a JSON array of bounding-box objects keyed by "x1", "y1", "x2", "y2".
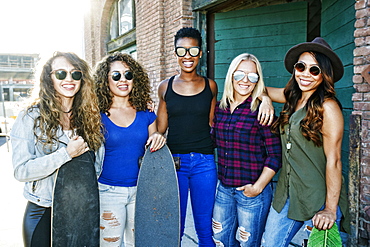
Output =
[{"x1": 11, "y1": 26, "x2": 349, "y2": 247}]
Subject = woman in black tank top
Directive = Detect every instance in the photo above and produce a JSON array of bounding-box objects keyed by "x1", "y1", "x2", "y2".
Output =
[{"x1": 157, "y1": 27, "x2": 218, "y2": 246}]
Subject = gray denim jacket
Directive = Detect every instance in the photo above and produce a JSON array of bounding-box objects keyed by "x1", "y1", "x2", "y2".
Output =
[{"x1": 10, "y1": 107, "x2": 104, "y2": 207}]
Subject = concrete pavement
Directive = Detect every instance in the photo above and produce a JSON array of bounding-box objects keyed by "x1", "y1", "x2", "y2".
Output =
[{"x1": 0, "y1": 139, "x2": 25, "y2": 247}]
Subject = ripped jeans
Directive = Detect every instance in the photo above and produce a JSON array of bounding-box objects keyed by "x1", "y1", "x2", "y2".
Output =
[
  {"x1": 262, "y1": 198, "x2": 346, "y2": 247},
  {"x1": 212, "y1": 182, "x2": 272, "y2": 247},
  {"x1": 98, "y1": 183, "x2": 136, "y2": 247}
]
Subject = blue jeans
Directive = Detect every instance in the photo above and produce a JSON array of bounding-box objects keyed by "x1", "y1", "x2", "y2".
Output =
[
  {"x1": 262, "y1": 198, "x2": 347, "y2": 247},
  {"x1": 174, "y1": 153, "x2": 217, "y2": 247},
  {"x1": 212, "y1": 182, "x2": 272, "y2": 247},
  {"x1": 98, "y1": 183, "x2": 136, "y2": 247}
]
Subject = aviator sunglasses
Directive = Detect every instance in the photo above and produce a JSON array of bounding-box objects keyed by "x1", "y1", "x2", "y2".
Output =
[
  {"x1": 51, "y1": 69, "x2": 83, "y2": 81},
  {"x1": 294, "y1": 62, "x2": 321, "y2": 76},
  {"x1": 233, "y1": 70, "x2": 259, "y2": 83},
  {"x1": 175, "y1": 46, "x2": 201, "y2": 57},
  {"x1": 111, "y1": 71, "x2": 134, "y2": 81}
]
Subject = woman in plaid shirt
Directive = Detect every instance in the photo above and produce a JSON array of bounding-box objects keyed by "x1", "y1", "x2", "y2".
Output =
[{"x1": 211, "y1": 53, "x2": 282, "y2": 247}]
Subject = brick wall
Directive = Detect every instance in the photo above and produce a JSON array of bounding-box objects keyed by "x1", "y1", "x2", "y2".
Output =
[
  {"x1": 136, "y1": 0, "x2": 194, "y2": 104},
  {"x1": 84, "y1": 0, "x2": 113, "y2": 67},
  {"x1": 353, "y1": 0, "x2": 370, "y2": 245},
  {"x1": 85, "y1": 0, "x2": 194, "y2": 105}
]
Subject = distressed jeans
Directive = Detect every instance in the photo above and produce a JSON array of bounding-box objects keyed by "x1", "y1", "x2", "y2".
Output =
[
  {"x1": 212, "y1": 182, "x2": 272, "y2": 247},
  {"x1": 174, "y1": 152, "x2": 217, "y2": 247},
  {"x1": 262, "y1": 198, "x2": 346, "y2": 247},
  {"x1": 98, "y1": 183, "x2": 136, "y2": 247}
]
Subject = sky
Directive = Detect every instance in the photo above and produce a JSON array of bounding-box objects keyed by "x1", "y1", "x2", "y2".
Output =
[{"x1": 0, "y1": 0, "x2": 89, "y2": 61}]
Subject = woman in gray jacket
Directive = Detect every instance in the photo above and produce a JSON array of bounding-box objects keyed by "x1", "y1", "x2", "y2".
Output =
[{"x1": 10, "y1": 52, "x2": 104, "y2": 246}]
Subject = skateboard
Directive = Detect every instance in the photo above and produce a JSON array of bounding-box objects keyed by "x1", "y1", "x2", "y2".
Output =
[
  {"x1": 135, "y1": 144, "x2": 180, "y2": 247},
  {"x1": 52, "y1": 151, "x2": 100, "y2": 247}
]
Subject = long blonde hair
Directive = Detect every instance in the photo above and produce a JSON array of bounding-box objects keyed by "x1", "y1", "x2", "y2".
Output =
[{"x1": 219, "y1": 53, "x2": 266, "y2": 111}]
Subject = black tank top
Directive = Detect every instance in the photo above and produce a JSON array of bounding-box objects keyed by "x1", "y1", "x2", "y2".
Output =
[{"x1": 165, "y1": 76, "x2": 214, "y2": 154}]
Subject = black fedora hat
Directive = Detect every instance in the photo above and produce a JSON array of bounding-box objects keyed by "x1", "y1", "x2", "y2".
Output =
[{"x1": 284, "y1": 37, "x2": 344, "y2": 82}]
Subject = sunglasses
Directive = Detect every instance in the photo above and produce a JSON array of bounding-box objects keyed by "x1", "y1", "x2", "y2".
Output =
[
  {"x1": 51, "y1": 69, "x2": 83, "y2": 81},
  {"x1": 111, "y1": 71, "x2": 133, "y2": 81},
  {"x1": 294, "y1": 62, "x2": 321, "y2": 76},
  {"x1": 175, "y1": 46, "x2": 201, "y2": 57},
  {"x1": 233, "y1": 71, "x2": 259, "y2": 83}
]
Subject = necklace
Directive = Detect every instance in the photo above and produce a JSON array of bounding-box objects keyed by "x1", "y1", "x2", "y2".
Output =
[
  {"x1": 286, "y1": 123, "x2": 292, "y2": 151},
  {"x1": 63, "y1": 109, "x2": 72, "y2": 113}
]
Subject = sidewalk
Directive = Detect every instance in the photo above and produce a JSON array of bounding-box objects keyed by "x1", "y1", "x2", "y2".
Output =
[{"x1": 0, "y1": 142, "x2": 25, "y2": 247}]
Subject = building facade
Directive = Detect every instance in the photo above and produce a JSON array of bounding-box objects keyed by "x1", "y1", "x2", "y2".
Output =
[
  {"x1": 0, "y1": 53, "x2": 39, "y2": 133},
  {"x1": 84, "y1": 0, "x2": 369, "y2": 245}
]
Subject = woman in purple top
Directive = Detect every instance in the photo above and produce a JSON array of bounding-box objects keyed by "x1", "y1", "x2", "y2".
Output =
[
  {"x1": 94, "y1": 52, "x2": 166, "y2": 246},
  {"x1": 211, "y1": 53, "x2": 282, "y2": 247}
]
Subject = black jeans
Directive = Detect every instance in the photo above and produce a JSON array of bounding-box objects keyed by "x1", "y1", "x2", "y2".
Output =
[{"x1": 23, "y1": 201, "x2": 51, "y2": 247}]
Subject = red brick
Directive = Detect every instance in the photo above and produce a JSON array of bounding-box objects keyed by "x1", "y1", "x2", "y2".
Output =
[
  {"x1": 354, "y1": 46, "x2": 370, "y2": 57},
  {"x1": 353, "y1": 92, "x2": 364, "y2": 101},
  {"x1": 356, "y1": 18, "x2": 367, "y2": 28},
  {"x1": 354, "y1": 74, "x2": 364, "y2": 83},
  {"x1": 356, "y1": 0, "x2": 366, "y2": 10},
  {"x1": 355, "y1": 37, "x2": 366, "y2": 46},
  {"x1": 356, "y1": 8, "x2": 370, "y2": 19}
]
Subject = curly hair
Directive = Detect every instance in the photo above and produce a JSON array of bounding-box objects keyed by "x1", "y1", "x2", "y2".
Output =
[
  {"x1": 174, "y1": 27, "x2": 202, "y2": 48},
  {"x1": 94, "y1": 52, "x2": 152, "y2": 114},
  {"x1": 271, "y1": 52, "x2": 342, "y2": 146},
  {"x1": 27, "y1": 51, "x2": 103, "y2": 152}
]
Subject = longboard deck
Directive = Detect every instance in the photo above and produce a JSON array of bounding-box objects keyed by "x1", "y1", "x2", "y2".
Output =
[
  {"x1": 135, "y1": 144, "x2": 180, "y2": 247},
  {"x1": 52, "y1": 151, "x2": 99, "y2": 247}
]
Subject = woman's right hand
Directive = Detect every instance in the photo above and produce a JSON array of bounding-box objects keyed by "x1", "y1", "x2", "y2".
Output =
[
  {"x1": 258, "y1": 95, "x2": 275, "y2": 126},
  {"x1": 66, "y1": 136, "x2": 89, "y2": 158}
]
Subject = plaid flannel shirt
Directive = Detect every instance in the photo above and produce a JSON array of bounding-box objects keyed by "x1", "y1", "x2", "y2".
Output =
[{"x1": 211, "y1": 98, "x2": 282, "y2": 187}]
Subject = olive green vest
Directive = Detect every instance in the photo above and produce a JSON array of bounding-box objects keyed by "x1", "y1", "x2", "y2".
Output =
[{"x1": 272, "y1": 107, "x2": 349, "y2": 232}]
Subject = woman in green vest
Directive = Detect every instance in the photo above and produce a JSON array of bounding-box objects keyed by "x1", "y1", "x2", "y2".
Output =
[{"x1": 262, "y1": 37, "x2": 349, "y2": 246}]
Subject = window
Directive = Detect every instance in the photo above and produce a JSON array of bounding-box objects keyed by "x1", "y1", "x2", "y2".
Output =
[{"x1": 110, "y1": 0, "x2": 134, "y2": 40}]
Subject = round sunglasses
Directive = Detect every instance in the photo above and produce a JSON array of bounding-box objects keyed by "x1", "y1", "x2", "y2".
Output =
[
  {"x1": 111, "y1": 71, "x2": 133, "y2": 81},
  {"x1": 233, "y1": 71, "x2": 259, "y2": 83},
  {"x1": 175, "y1": 46, "x2": 201, "y2": 57},
  {"x1": 294, "y1": 62, "x2": 321, "y2": 76},
  {"x1": 51, "y1": 69, "x2": 83, "y2": 81}
]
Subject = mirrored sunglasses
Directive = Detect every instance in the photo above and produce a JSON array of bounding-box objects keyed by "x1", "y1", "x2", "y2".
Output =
[
  {"x1": 294, "y1": 62, "x2": 321, "y2": 76},
  {"x1": 51, "y1": 69, "x2": 83, "y2": 81},
  {"x1": 111, "y1": 71, "x2": 133, "y2": 81},
  {"x1": 175, "y1": 46, "x2": 201, "y2": 57},
  {"x1": 233, "y1": 71, "x2": 259, "y2": 83}
]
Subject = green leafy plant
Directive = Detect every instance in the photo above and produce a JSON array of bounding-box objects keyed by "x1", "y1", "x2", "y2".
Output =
[{"x1": 307, "y1": 223, "x2": 342, "y2": 247}]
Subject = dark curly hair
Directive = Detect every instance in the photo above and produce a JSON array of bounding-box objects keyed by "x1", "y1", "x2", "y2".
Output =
[
  {"x1": 28, "y1": 51, "x2": 103, "y2": 152},
  {"x1": 174, "y1": 27, "x2": 202, "y2": 48},
  {"x1": 271, "y1": 51, "x2": 342, "y2": 147},
  {"x1": 94, "y1": 52, "x2": 152, "y2": 115}
]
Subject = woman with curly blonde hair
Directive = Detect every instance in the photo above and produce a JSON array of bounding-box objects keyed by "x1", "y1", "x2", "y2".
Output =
[
  {"x1": 11, "y1": 51, "x2": 104, "y2": 246},
  {"x1": 94, "y1": 52, "x2": 165, "y2": 247}
]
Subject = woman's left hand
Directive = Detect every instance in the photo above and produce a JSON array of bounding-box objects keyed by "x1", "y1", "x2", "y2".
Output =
[
  {"x1": 147, "y1": 101, "x2": 155, "y2": 112},
  {"x1": 312, "y1": 208, "x2": 337, "y2": 230},
  {"x1": 236, "y1": 184, "x2": 262, "y2": 197},
  {"x1": 257, "y1": 96, "x2": 275, "y2": 126},
  {"x1": 146, "y1": 132, "x2": 166, "y2": 152}
]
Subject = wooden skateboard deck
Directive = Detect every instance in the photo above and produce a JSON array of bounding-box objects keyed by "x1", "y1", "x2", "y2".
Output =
[
  {"x1": 52, "y1": 151, "x2": 99, "y2": 247},
  {"x1": 135, "y1": 144, "x2": 180, "y2": 247}
]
